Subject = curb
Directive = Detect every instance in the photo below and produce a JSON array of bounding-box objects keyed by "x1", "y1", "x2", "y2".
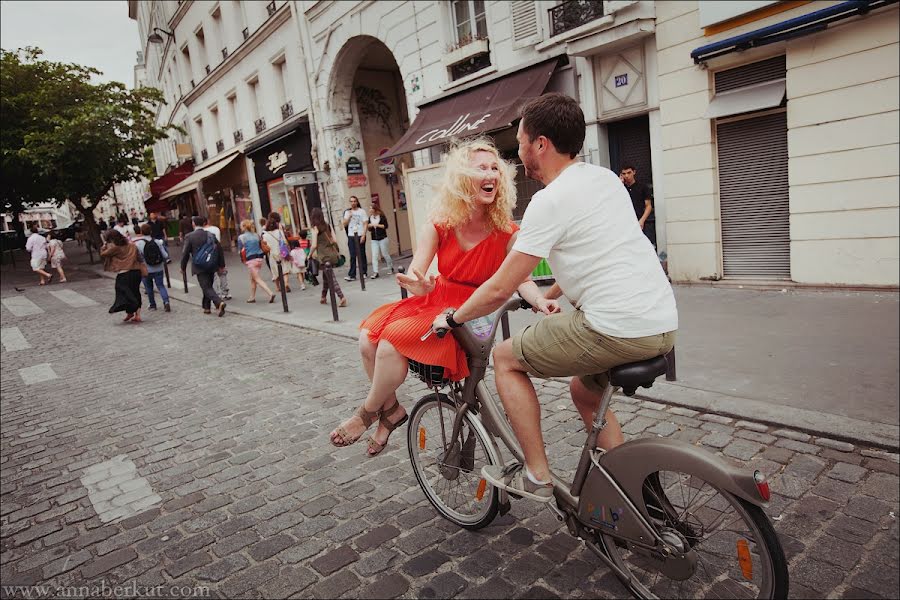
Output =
[{"x1": 93, "y1": 268, "x2": 900, "y2": 452}]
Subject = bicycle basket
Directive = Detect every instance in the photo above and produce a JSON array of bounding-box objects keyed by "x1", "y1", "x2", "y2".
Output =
[{"x1": 408, "y1": 359, "x2": 449, "y2": 387}]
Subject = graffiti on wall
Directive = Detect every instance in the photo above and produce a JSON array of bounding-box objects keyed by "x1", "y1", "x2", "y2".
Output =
[
  {"x1": 355, "y1": 86, "x2": 393, "y2": 136},
  {"x1": 341, "y1": 136, "x2": 361, "y2": 153}
]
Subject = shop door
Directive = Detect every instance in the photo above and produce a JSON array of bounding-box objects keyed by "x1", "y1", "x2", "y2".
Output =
[
  {"x1": 716, "y1": 111, "x2": 790, "y2": 279},
  {"x1": 608, "y1": 114, "x2": 652, "y2": 185}
]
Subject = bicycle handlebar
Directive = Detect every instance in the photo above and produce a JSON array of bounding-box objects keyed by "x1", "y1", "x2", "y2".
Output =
[{"x1": 429, "y1": 295, "x2": 531, "y2": 341}]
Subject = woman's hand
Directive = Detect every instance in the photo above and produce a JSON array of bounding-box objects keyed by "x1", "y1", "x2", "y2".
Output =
[
  {"x1": 533, "y1": 296, "x2": 561, "y2": 315},
  {"x1": 397, "y1": 267, "x2": 436, "y2": 296}
]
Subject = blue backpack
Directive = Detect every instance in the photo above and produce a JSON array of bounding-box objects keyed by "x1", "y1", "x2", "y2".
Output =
[{"x1": 192, "y1": 232, "x2": 219, "y2": 272}]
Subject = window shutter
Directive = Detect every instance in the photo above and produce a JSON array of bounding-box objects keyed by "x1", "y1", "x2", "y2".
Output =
[{"x1": 511, "y1": 1, "x2": 541, "y2": 49}]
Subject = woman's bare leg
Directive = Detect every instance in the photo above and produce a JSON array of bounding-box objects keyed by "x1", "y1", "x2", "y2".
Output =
[
  {"x1": 252, "y1": 271, "x2": 273, "y2": 298},
  {"x1": 330, "y1": 334, "x2": 406, "y2": 445}
]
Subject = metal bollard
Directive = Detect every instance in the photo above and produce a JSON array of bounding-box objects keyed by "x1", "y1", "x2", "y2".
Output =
[
  {"x1": 277, "y1": 262, "x2": 289, "y2": 312},
  {"x1": 665, "y1": 347, "x2": 677, "y2": 381},
  {"x1": 182, "y1": 269, "x2": 188, "y2": 293},
  {"x1": 398, "y1": 266, "x2": 408, "y2": 299},
  {"x1": 353, "y1": 234, "x2": 366, "y2": 291},
  {"x1": 324, "y1": 261, "x2": 339, "y2": 321},
  {"x1": 164, "y1": 262, "x2": 171, "y2": 289}
]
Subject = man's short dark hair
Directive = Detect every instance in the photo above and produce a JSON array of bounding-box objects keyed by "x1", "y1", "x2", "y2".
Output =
[
  {"x1": 192, "y1": 216, "x2": 205, "y2": 227},
  {"x1": 620, "y1": 165, "x2": 636, "y2": 173},
  {"x1": 520, "y1": 93, "x2": 585, "y2": 159}
]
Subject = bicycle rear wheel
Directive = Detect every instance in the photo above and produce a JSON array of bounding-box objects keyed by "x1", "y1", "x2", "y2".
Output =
[
  {"x1": 600, "y1": 469, "x2": 788, "y2": 599},
  {"x1": 407, "y1": 392, "x2": 500, "y2": 530}
]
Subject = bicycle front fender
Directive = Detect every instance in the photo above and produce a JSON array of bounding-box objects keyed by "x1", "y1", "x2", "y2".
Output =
[{"x1": 598, "y1": 437, "x2": 768, "y2": 520}]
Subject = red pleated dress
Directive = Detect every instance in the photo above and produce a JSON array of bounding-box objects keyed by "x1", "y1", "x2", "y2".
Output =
[{"x1": 361, "y1": 223, "x2": 518, "y2": 381}]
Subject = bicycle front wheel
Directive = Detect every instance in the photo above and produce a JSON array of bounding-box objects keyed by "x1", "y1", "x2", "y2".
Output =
[
  {"x1": 407, "y1": 392, "x2": 500, "y2": 530},
  {"x1": 601, "y1": 469, "x2": 788, "y2": 599}
]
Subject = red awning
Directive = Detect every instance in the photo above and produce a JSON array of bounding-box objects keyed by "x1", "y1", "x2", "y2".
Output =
[
  {"x1": 145, "y1": 161, "x2": 195, "y2": 212},
  {"x1": 383, "y1": 58, "x2": 559, "y2": 158}
]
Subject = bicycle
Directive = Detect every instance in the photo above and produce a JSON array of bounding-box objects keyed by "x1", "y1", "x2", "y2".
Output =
[{"x1": 406, "y1": 297, "x2": 789, "y2": 599}]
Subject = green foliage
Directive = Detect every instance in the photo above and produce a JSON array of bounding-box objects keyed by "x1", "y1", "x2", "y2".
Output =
[{"x1": 0, "y1": 47, "x2": 175, "y2": 221}]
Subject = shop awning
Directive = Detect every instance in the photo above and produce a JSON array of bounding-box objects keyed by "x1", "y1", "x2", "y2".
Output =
[
  {"x1": 704, "y1": 79, "x2": 785, "y2": 119},
  {"x1": 160, "y1": 149, "x2": 243, "y2": 200},
  {"x1": 383, "y1": 58, "x2": 560, "y2": 158}
]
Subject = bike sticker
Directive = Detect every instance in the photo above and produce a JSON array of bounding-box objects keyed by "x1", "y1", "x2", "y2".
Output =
[
  {"x1": 476, "y1": 478, "x2": 487, "y2": 501},
  {"x1": 586, "y1": 502, "x2": 624, "y2": 530},
  {"x1": 737, "y1": 538, "x2": 753, "y2": 580},
  {"x1": 468, "y1": 316, "x2": 493, "y2": 339},
  {"x1": 419, "y1": 427, "x2": 426, "y2": 450}
]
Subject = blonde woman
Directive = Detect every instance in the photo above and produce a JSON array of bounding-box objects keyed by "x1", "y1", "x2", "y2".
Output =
[
  {"x1": 330, "y1": 138, "x2": 547, "y2": 455},
  {"x1": 236, "y1": 220, "x2": 275, "y2": 303}
]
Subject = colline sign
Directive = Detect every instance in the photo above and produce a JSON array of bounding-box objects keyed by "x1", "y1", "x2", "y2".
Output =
[{"x1": 415, "y1": 113, "x2": 492, "y2": 146}]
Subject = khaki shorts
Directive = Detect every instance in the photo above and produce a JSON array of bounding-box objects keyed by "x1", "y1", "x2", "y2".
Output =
[{"x1": 511, "y1": 310, "x2": 676, "y2": 393}]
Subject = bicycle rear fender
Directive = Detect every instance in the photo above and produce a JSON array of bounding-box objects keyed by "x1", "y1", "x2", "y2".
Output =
[{"x1": 597, "y1": 437, "x2": 767, "y2": 519}]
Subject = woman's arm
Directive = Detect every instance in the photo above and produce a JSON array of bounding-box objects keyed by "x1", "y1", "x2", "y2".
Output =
[{"x1": 396, "y1": 223, "x2": 440, "y2": 296}]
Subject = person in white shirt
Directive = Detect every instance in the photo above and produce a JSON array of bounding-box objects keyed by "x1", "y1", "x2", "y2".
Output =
[
  {"x1": 341, "y1": 196, "x2": 368, "y2": 281},
  {"x1": 113, "y1": 216, "x2": 136, "y2": 240},
  {"x1": 202, "y1": 215, "x2": 231, "y2": 300},
  {"x1": 24, "y1": 224, "x2": 53, "y2": 285},
  {"x1": 432, "y1": 93, "x2": 678, "y2": 502}
]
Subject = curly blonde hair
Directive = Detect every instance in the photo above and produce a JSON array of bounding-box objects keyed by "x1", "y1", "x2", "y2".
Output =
[{"x1": 429, "y1": 138, "x2": 517, "y2": 232}]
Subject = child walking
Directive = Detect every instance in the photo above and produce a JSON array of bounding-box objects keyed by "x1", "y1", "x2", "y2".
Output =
[
  {"x1": 289, "y1": 239, "x2": 307, "y2": 290},
  {"x1": 47, "y1": 231, "x2": 68, "y2": 283}
]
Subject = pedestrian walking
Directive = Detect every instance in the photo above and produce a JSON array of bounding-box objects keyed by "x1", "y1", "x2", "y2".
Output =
[
  {"x1": 367, "y1": 205, "x2": 393, "y2": 279},
  {"x1": 236, "y1": 219, "x2": 275, "y2": 304},
  {"x1": 25, "y1": 224, "x2": 53, "y2": 285},
  {"x1": 135, "y1": 224, "x2": 171, "y2": 312},
  {"x1": 148, "y1": 212, "x2": 168, "y2": 248},
  {"x1": 262, "y1": 212, "x2": 293, "y2": 293},
  {"x1": 46, "y1": 231, "x2": 68, "y2": 283},
  {"x1": 114, "y1": 215, "x2": 136, "y2": 240},
  {"x1": 310, "y1": 208, "x2": 347, "y2": 307},
  {"x1": 100, "y1": 229, "x2": 146, "y2": 323},
  {"x1": 289, "y1": 239, "x2": 308, "y2": 290},
  {"x1": 202, "y1": 216, "x2": 231, "y2": 300},
  {"x1": 180, "y1": 216, "x2": 226, "y2": 316},
  {"x1": 259, "y1": 217, "x2": 273, "y2": 275},
  {"x1": 342, "y1": 196, "x2": 368, "y2": 281}
]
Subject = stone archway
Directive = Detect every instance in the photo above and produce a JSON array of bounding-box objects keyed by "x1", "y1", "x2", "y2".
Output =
[{"x1": 324, "y1": 36, "x2": 412, "y2": 256}]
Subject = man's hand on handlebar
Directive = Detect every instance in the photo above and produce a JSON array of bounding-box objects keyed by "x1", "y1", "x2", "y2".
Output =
[{"x1": 532, "y1": 296, "x2": 561, "y2": 315}]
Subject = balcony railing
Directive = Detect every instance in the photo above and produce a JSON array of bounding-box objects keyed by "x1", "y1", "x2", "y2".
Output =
[
  {"x1": 266, "y1": 1, "x2": 276, "y2": 17},
  {"x1": 233, "y1": 130, "x2": 243, "y2": 143},
  {"x1": 215, "y1": 140, "x2": 224, "y2": 153},
  {"x1": 548, "y1": 0, "x2": 605, "y2": 38},
  {"x1": 254, "y1": 118, "x2": 266, "y2": 134},
  {"x1": 242, "y1": 27, "x2": 249, "y2": 40},
  {"x1": 205, "y1": 65, "x2": 211, "y2": 75},
  {"x1": 280, "y1": 101, "x2": 293, "y2": 121},
  {"x1": 200, "y1": 149, "x2": 208, "y2": 161},
  {"x1": 221, "y1": 47, "x2": 228, "y2": 59}
]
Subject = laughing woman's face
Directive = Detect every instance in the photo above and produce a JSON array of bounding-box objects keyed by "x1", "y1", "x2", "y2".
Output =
[{"x1": 471, "y1": 150, "x2": 500, "y2": 206}]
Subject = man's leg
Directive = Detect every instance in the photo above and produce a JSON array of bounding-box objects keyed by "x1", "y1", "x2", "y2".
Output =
[
  {"x1": 359, "y1": 241, "x2": 367, "y2": 278},
  {"x1": 346, "y1": 237, "x2": 358, "y2": 279},
  {"x1": 492, "y1": 339, "x2": 552, "y2": 481},
  {"x1": 570, "y1": 377, "x2": 624, "y2": 450},
  {"x1": 143, "y1": 274, "x2": 156, "y2": 308},
  {"x1": 154, "y1": 272, "x2": 170, "y2": 307},
  {"x1": 219, "y1": 269, "x2": 230, "y2": 299}
]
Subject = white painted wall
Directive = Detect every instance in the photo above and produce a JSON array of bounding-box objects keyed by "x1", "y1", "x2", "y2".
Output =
[{"x1": 655, "y1": 0, "x2": 899, "y2": 286}]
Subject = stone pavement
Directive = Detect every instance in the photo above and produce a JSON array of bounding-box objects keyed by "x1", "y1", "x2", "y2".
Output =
[{"x1": 1, "y1": 276, "x2": 898, "y2": 599}]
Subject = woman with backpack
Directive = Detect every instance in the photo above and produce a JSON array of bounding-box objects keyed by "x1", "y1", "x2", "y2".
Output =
[
  {"x1": 237, "y1": 219, "x2": 275, "y2": 303},
  {"x1": 135, "y1": 223, "x2": 170, "y2": 312},
  {"x1": 262, "y1": 212, "x2": 293, "y2": 294},
  {"x1": 310, "y1": 207, "x2": 347, "y2": 307}
]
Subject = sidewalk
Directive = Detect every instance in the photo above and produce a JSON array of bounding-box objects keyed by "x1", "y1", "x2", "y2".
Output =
[{"x1": 8, "y1": 239, "x2": 897, "y2": 449}]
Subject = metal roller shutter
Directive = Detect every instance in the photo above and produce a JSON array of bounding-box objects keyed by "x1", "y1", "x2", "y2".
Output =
[{"x1": 716, "y1": 111, "x2": 790, "y2": 279}]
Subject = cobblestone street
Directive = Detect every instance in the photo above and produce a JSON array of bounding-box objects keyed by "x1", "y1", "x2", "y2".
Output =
[{"x1": 1, "y1": 276, "x2": 898, "y2": 599}]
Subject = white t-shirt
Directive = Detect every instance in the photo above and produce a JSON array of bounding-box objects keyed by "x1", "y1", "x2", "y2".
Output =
[
  {"x1": 25, "y1": 233, "x2": 47, "y2": 259},
  {"x1": 203, "y1": 225, "x2": 221, "y2": 242},
  {"x1": 513, "y1": 162, "x2": 677, "y2": 338},
  {"x1": 114, "y1": 224, "x2": 135, "y2": 239},
  {"x1": 345, "y1": 208, "x2": 368, "y2": 237}
]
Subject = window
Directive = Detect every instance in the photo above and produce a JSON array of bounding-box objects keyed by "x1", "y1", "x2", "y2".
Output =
[
  {"x1": 233, "y1": 0, "x2": 247, "y2": 40},
  {"x1": 212, "y1": 5, "x2": 226, "y2": 59},
  {"x1": 195, "y1": 27, "x2": 209, "y2": 74},
  {"x1": 180, "y1": 45, "x2": 194, "y2": 87},
  {"x1": 226, "y1": 92, "x2": 239, "y2": 134},
  {"x1": 193, "y1": 117, "x2": 206, "y2": 161},
  {"x1": 452, "y1": 0, "x2": 487, "y2": 45},
  {"x1": 247, "y1": 76, "x2": 261, "y2": 119},
  {"x1": 210, "y1": 105, "x2": 222, "y2": 152}
]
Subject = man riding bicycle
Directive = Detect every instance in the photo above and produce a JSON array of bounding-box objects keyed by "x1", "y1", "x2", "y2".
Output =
[{"x1": 432, "y1": 93, "x2": 678, "y2": 503}]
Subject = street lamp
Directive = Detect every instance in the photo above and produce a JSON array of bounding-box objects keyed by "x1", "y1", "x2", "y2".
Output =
[{"x1": 147, "y1": 28, "x2": 175, "y2": 44}]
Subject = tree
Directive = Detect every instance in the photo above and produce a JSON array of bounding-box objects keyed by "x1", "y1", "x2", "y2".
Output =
[{"x1": 0, "y1": 47, "x2": 177, "y2": 248}]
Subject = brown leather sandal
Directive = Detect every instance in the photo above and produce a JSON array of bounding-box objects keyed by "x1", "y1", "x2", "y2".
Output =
[
  {"x1": 366, "y1": 401, "x2": 409, "y2": 457},
  {"x1": 331, "y1": 405, "x2": 380, "y2": 447}
]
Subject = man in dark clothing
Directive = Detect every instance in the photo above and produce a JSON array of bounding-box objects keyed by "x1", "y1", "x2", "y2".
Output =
[
  {"x1": 148, "y1": 212, "x2": 166, "y2": 241},
  {"x1": 620, "y1": 165, "x2": 656, "y2": 249},
  {"x1": 180, "y1": 216, "x2": 226, "y2": 316},
  {"x1": 178, "y1": 213, "x2": 193, "y2": 246}
]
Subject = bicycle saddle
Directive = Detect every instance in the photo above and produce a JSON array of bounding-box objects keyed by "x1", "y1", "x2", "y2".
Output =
[{"x1": 609, "y1": 355, "x2": 669, "y2": 397}]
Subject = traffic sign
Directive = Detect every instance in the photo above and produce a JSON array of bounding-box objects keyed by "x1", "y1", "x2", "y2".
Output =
[
  {"x1": 378, "y1": 163, "x2": 396, "y2": 175},
  {"x1": 377, "y1": 147, "x2": 395, "y2": 165}
]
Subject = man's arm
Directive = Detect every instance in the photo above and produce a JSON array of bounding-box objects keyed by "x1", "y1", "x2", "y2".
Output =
[
  {"x1": 639, "y1": 199, "x2": 652, "y2": 229},
  {"x1": 451, "y1": 251, "x2": 542, "y2": 324},
  {"x1": 180, "y1": 235, "x2": 192, "y2": 271}
]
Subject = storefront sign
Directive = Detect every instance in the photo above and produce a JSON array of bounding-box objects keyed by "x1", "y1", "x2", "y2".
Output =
[
  {"x1": 346, "y1": 157, "x2": 364, "y2": 176},
  {"x1": 414, "y1": 113, "x2": 492, "y2": 146},
  {"x1": 267, "y1": 150, "x2": 290, "y2": 174},
  {"x1": 347, "y1": 174, "x2": 368, "y2": 188}
]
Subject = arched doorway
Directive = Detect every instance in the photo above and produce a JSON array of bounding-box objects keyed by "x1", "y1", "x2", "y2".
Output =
[{"x1": 326, "y1": 36, "x2": 412, "y2": 257}]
